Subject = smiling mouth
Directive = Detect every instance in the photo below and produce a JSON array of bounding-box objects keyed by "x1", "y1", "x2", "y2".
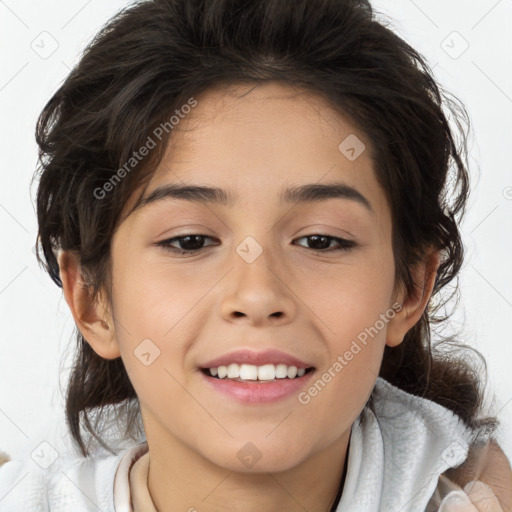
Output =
[{"x1": 200, "y1": 364, "x2": 315, "y2": 382}]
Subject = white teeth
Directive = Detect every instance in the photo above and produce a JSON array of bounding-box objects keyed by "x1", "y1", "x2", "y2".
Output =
[
  {"x1": 275, "y1": 364, "x2": 288, "y2": 378},
  {"x1": 239, "y1": 364, "x2": 258, "y2": 380},
  {"x1": 258, "y1": 364, "x2": 275, "y2": 380},
  {"x1": 287, "y1": 366, "x2": 298, "y2": 378},
  {"x1": 227, "y1": 363, "x2": 239, "y2": 378},
  {"x1": 207, "y1": 363, "x2": 310, "y2": 381}
]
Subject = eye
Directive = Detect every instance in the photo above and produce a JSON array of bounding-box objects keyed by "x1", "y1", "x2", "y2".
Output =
[
  {"x1": 155, "y1": 233, "x2": 356, "y2": 255},
  {"x1": 293, "y1": 234, "x2": 356, "y2": 252},
  {"x1": 156, "y1": 234, "x2": 218, "y2": 254}
]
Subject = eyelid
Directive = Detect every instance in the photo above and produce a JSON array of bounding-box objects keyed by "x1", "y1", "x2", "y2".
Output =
[
  {"x1": 155, "y1": 232, "x2": 358, "y2": 255},
  {"x1": 155, "y1": 233, "x2": 217, "y2": 250}
]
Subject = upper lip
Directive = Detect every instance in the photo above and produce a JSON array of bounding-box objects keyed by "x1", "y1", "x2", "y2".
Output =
[{"x1": 200, "y1": 348, "x2": 315, "y2": 369}]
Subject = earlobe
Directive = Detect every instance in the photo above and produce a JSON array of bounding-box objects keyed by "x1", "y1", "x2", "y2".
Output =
[
  {"x1": 386, "y1": 249, "x2": 441, "y2": 348},
  {"x1": 57, "y1": 250, "x2": 121, "y2": 359}
]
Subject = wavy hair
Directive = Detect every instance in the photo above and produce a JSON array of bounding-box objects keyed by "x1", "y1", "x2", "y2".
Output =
[{"x1": 33, "y1": 0, "x2": 498, "y2": 457}]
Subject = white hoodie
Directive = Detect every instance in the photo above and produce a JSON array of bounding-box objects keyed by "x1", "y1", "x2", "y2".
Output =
[{"x1": 0, "y1": 377, "x2": 492, "y2": 511}]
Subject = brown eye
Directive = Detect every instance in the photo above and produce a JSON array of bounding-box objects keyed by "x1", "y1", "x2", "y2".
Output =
[
  {"x1": 156, "y1": 234, "x2": 218, "y2": 254},
  {"x1": 293, "y1": 235, "x2": 356, "y2": 252}
]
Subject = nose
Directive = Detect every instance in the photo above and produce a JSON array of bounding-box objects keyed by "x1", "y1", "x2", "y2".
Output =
[{"x1": 219, "y1": 239, "x2": 298, "y2": 327}]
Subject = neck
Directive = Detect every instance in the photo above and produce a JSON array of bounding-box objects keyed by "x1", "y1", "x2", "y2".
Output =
[{"x1": 139, "y1": 429, "x2": 351, "y2": 512}]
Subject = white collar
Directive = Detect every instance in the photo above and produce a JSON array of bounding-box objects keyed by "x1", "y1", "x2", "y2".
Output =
[
  {"x1": 335, "y1": 377, "x2": 478, "y2": 511},
  {"x1": 113, "y1": 440, "x2": 149, "y2": 511}
]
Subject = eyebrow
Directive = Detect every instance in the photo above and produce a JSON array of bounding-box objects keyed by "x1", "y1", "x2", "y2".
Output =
[{"x1": 134, "y1": 181, "x2": 373, "y2": 213}]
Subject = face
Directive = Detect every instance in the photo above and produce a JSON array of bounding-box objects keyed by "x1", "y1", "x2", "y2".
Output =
[{"x1": 104, "y1": 81, "x2": 402, "y2": 472}]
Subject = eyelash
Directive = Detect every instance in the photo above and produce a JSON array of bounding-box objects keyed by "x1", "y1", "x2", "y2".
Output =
[{"x1": 155, "y1": 233, "x2": 357, "y2": 255}]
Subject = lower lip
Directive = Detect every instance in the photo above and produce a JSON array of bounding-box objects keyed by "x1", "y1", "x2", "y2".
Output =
[{"x1": 199, "y1": 369, "x2": 315, "y2": 404}]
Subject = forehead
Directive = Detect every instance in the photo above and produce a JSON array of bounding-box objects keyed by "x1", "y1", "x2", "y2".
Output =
[
  {"x1": 162, "y1": 81, "x2": 373, "y2": 170},
  {"x1": 121, "y1": 81, "x2": 390, "y2": 231}
]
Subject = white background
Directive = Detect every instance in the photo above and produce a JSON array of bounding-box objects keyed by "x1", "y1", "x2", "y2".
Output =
[{"x1": 0, "y1": 0, "x2": 511, "y2": 467}]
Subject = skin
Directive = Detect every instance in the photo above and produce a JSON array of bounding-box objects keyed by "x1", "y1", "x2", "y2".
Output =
[{"x1": 58, "y1": 81, "x2": 446, "y2": 512}]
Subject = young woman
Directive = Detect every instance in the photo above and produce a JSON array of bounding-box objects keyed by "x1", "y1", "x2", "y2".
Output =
[{"x1": 1, "y1": 0, "x2": 511, "y2": 510}]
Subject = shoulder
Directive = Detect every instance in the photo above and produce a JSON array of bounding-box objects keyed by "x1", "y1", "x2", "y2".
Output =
[
  {"x1": 443, "y1": 439, "x2": 512, "y2": 510},
  {"x1": 367, "y1": 379, "x2": 511, "y2": 507},
  {"x1": 351, "y1": 379, "x2": 481, "y2": 509},
  {"x1": 0, "y1": 453, "x2": 49, "y2": 511},
  {"x1": 0, "y1": 445, "x2": 126, "y2": 511}
]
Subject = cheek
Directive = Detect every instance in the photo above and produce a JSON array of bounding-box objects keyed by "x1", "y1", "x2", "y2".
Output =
[
  {"x1": 110, "y1": 255, "x2": 206, "y2": 394},
  {"x1": 305, "y1": 251, "x2": 395, "y2": 345},
  {"x1": 299, "y1": 246, "x2": 395, "y2": 413},
  {"x1": 111, "y1": 248, "x2": 209, "y2": 341}
]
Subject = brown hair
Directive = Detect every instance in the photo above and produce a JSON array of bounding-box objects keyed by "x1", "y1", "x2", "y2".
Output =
[{"x1": 33, "y1": 0, "x2": 498, "y2": 457}]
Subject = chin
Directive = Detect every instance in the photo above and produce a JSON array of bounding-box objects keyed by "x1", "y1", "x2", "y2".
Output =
[{"x1": 205, "y1": 443, "x2": 310, "y2": 474}]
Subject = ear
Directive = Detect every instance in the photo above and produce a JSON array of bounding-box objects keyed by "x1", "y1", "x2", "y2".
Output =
[
  {"x1": 386, "y1": 247, "x2": 441, "y2": 348},
  {"x1": 58, "y1": 250, "x2": 121, "y2": 359}
]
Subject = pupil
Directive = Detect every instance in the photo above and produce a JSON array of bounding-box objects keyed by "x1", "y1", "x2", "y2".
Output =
[
  {"x1": 181, "y1": 235, "x2": 203, "y2": 250},
  {"x1": 309, "y1": 235, "x2": 329, "y2": 249}
]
